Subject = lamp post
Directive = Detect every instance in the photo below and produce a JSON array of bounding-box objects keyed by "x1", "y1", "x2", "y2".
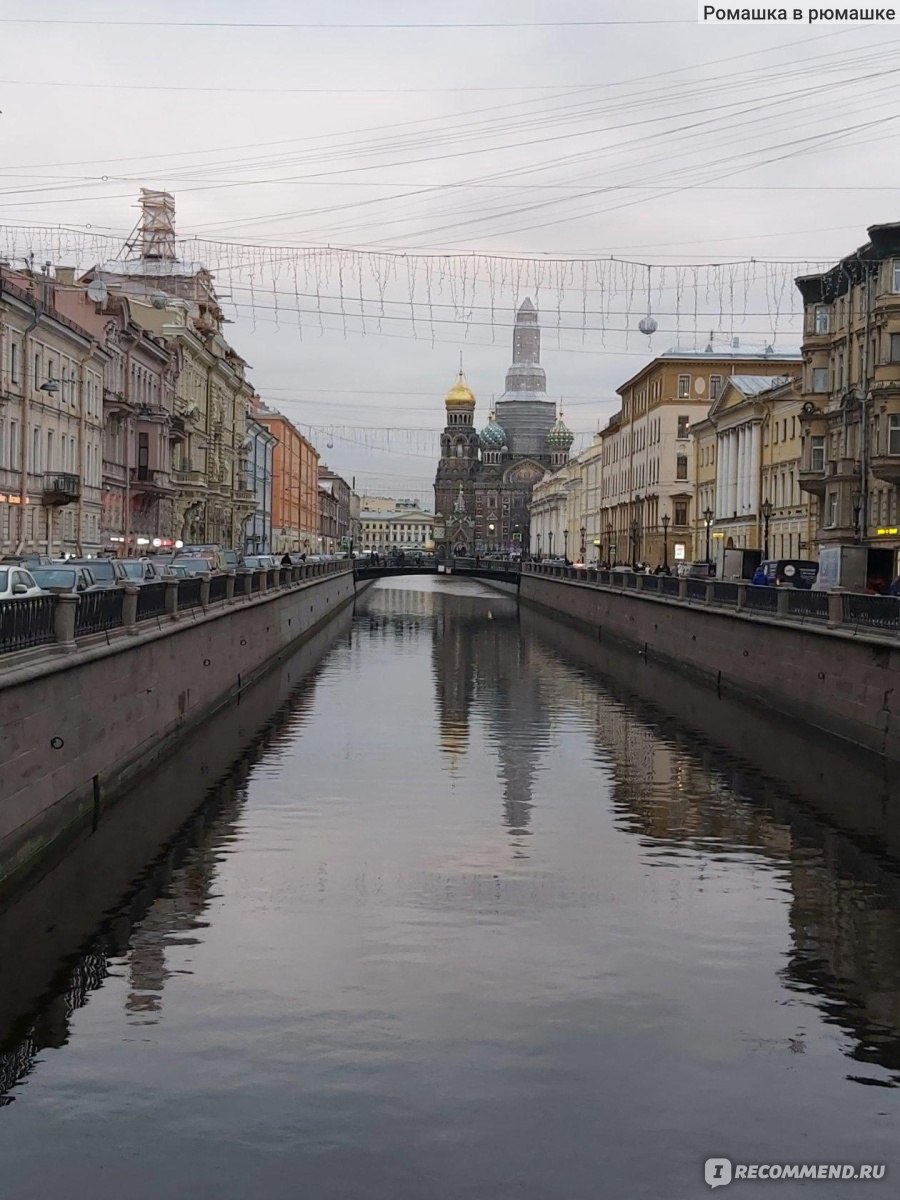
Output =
[
  {"x1": 761, "y1": 498, "x2": 773, "y2": 559},
  {"x1": 703, "y1": 506, "x2": 713, "y2": 565},
  {"x1": 563, "y1": 527, "x2": 569, "y2": 562},
  {"x1": 661, "y1": 513, "x2": 670, "y2": 571},
  {"x1": 607, "y1": 521, "x2": 614, "y2": 567},
  {"x1": 537, "y1": 532, "x2": 542, "y2": 557},
  {"x1": 488, "y1": 521, "x2": 495, "y2": 553},
  {"x1": 579, "y1": 525, "x2": 586, "y2": 562},
  {"x1": 548, "y1": 530, "x2": 554, "y2": 557}
]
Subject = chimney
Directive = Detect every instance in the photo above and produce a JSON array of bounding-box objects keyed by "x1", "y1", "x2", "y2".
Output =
[{"x1": 55, "y1": 267, "x2": 77, "y2": 285}]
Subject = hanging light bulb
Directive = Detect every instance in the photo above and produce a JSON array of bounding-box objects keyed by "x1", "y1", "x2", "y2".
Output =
[
  {"x1": 326, "y1": 427, "x2": 334, "y2": 449},
  {"x1": 638, "y1": 263, "x2": 657, "y2": 337}
]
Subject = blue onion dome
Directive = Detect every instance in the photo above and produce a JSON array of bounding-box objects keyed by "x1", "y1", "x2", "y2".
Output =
[
  {"x1": 480, "y1": 413, "x2": 508, "y2": 450},
  {"x1": 546, "y1": 412, "x2": 574, "y2": 450}
]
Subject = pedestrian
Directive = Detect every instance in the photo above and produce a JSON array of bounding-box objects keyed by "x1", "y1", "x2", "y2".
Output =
[
  {"x1": 281, "y1": 552, "x2": 292, "y2": 566},
  {"x1": 889, "y1": 574, "x2": 900, "y2": 597},
  {"x1": 751, "y1": 564, "x2": 767, "y2": 586}
]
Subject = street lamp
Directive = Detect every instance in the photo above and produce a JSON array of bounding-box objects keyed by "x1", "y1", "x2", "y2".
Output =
[
  {"x1": 761, "y1": 498, "x2": 773, "y2": 559},
  {"x1": 563, "y1": 527, "x2": 569, "y2": 562},
  {"x1": 703, "y1": 506, "x2": 714, "y2": 565},
  {"x1": 606, "y1": 521, "x2": 614, "y2": 567},
  {"x1": 630, "y1": 519, "x2": 640, "y2": 569},
  {"x1": 548, "y1": 530, "x2": 554, "y2": 557},
  {"x1": 488, "y1": 521, "x2": 495, "y2": 552},
  {"x1": 661, "y1": 513, "x2": 670, "y2": 571},
  {"x1": 579, "y1": 525, "x2": 586, "y2": 561},
  {"x1": 537, "y1": 532, "x2": 542, "y2": 557}
]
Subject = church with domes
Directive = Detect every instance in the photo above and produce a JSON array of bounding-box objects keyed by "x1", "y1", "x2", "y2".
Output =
[{"x1": 433, "y1": 299, "x2": 573, "y2": 557}]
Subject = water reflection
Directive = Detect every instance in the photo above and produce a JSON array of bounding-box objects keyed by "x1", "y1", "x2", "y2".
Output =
[
  {"x1": 521, "y1": 604, "x2": 900, "y2": 1089},
  {"x1": 0, "y1": 612, "x2": 348, "y2": 1101},
  {"x1": 0, "y1": 582, "x2": 897, "y2": 1198}
]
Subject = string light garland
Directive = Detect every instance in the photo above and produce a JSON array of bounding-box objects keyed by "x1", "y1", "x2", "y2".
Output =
[{"x1": 0, "y1": 225, "x2": 823, "y2": 353}]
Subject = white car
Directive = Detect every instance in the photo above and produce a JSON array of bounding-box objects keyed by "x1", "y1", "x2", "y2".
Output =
[{"x1": 0, "y1": 565, "x2": 45, "y2": 599}]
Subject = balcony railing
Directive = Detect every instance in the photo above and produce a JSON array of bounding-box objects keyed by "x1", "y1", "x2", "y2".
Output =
[
  {"x1": 42, "y1": 472, "x2": 81, "y2": 506},
  {"x1": 129, "y1": 466, "x2": 174, "y2": 494}
]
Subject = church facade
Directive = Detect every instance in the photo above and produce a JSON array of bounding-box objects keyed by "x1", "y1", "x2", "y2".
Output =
[{"x1": 433, "y1": 300, "x2": 573, "y2": 557}]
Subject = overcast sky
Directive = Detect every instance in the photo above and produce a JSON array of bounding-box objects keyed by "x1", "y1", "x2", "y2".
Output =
[{"x1": 3, "y1": 1, "x2": 899, "y2": 500}]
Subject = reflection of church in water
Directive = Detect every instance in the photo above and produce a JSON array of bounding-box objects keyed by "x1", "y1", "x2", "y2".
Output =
[
  {"x1": 433, "y1": 300, "x2": 574, "y2": 556},
  {"x1": 431, "y1": 591, "x2": 550, "y2": 852}
]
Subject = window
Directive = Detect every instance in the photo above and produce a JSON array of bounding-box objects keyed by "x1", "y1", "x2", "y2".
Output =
[
  {"x1": 810, "y1": 435, "x2": 826, "y2": 471},
  {"x1": 675, "y1": 454, "x2": 688, "y2": 481},
  {"x1": 893, "y1": 260, "x2": 900, "y2": 292},
  {"x1": 890, "y1": 333, "x2": 900, "y2": 363},
  {"x1": 9, "y1": 342, "x2": 18, "y2": 384},
  {"x1": 710, "y1": 375, "x2": 722, "y2": 400},
  {"x1": 674, "y1": 500, "x2": 688, "y2": 526},
  {"x1": 813, "y1": 305, "x2": 830, "y2": 334},
  {"x1": 46, "y1": 429, "x2": 53, "y2": 471},
  {"x1": 889, "y1": 414, "x2": 900, "y2": 455},
  {"x1": 678, "y1": 375, "x2": 691, "y2": 399},
  {"x1": 826, "y1": 491, "x2": 838, "y2": 528},
  {"x1": 812, "y1": 367, "x2": 829, "y2": 393},
  {"x1": 677, "y1": 415, "x2": 690, "y2": 440}
]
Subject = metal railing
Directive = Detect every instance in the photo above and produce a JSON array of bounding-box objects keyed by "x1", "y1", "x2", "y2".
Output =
[
  {"x1": 786, "y1": 589, "x2": 830, "y2": 621},
  {"x1": 0, "y1": 562, "x2": 353, "y2": 661},
  {"x1": 74, "y1": 589, "x2": 125, "y2": 637},
  {"x1": 177, "y1": 577, "x2": 204, "y2": 610},
  {"x1": 0, "y1": 595, "x2": 57, "y2": 652},
  {"x1": 135, "y1": 582, "x2": 168, "y2": 621},
  {"x1": 744, "y1": 585, "x2": 779, "y2": 612},
  {"x1": 522, "y1": 562, "x2": 897, "y2": 638},
  {"x1": 208, "y1": 573, "x2": 229, "y2": 604},
  {"x1": 843, "y1": 592, "x2": 900, "y2": 631}
]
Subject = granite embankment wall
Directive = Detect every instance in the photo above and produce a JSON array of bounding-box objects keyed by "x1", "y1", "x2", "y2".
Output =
[
  {"x1": 0, "y1": 568, "x2": 360, "y2": 892},
  {"x1": 520, "y1": 571, "x2": 899, "y2": 764}
]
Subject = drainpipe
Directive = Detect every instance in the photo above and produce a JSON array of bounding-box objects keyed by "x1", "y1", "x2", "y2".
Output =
[{"x1": 15, "y1": 284, "x2": 43, "y2": 553}]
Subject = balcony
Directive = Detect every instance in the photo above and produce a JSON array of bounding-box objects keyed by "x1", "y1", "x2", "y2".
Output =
[
  {"x1": 129, "y1": 466, "x2": 175, "y2": 496},
  {"x1": 827, "y1": 456, "x2": 861, "y2": 482},
  {"x1": 103, "y1": 389, "x2": 134, "y2": 416},
  {"x1": 42, "y1": 472, "x2": 81, "y2": 506},
  {"x1": 798, "y1": 465, "x2": 827, "y2": 497},
  {"x1": 172, "y1": 465, "x2": 206, "y2": 490},
  {"x1": 234, "y1": 487, "x2": 257, "y2": 506},
  {"x1": 870, "y1": 453, "x2": 900, "y2": 485}
]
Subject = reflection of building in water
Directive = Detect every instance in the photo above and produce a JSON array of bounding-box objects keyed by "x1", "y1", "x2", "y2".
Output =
[
  {"x1": 521, "y1": 605, "x2": 900, "y2": 1086},
  {"x1": 427, "y1": 587, "x2": 547, "y2": 851}
]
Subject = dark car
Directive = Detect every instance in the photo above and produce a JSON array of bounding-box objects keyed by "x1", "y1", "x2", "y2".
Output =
[{"x1": 758, "y1": 559, "x2": 819, "y2": 589}]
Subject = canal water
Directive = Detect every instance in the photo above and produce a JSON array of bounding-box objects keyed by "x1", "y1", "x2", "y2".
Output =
[{"x1": 0, "y1": 577, "x2": 897, "y2": 1198}]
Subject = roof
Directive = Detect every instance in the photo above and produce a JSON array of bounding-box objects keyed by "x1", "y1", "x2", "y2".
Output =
[
  {"x1": 724, "y1": 374, "x2": 794, "y2": 397},
  {"x1": 361, "y1": 509, "x2": 433, "y2": 521},
  {"x1": 616, "y1": 341, "x2": 802, "y2": 396}
]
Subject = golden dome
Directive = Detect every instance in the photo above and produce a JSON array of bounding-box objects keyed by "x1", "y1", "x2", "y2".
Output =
[{"x1": 445, "y1": 370, "x2": 476, "y2": 407}]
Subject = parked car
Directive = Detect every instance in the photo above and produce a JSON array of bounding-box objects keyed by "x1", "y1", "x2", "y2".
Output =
[
  {"x1": 756, "y1": 559, "x2": 819, "y2": 589},
  {"x1": 0, "y1": 565, "x2": 45, "y2": 599},
  {"x1": 1, "y1": 554, "x2": 52, "y2": 568},
  {"x1": 29, "y1": 565, "x2": 101, "y2": 594},
  {"x1": 241, "y1": 555, "x2": 277, "y2": 570},
  {"x1": 64, "y1": 557, "x2": 121, "y2": 588},
  {"x1": 178, "y1": 545, "x2": 228, "y2": 571},
  {"x1": 168, "y1": 556, "x2": 214, "y2": 578},
  {"x1": 677, "y1": 560, "x2": 716, "y2": 579},
  {"x1": 115, "y1": 558, "x2": 163, "y2": 585}
]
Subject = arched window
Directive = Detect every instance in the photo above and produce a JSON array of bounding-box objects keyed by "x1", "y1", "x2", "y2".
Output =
[{"x1": 456, "y1": 442, "x2": 464, "y2": 458}]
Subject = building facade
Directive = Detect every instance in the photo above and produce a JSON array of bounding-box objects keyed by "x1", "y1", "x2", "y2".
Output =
[
  {"x1": 691, "y1": 375, "x2": 816, "y2": 569},
  {"x1": 253, "y1": 402, "x2": 320, "y2": 554},
  {"x1": 433, "y1": 300, "x2": 572, "y2": 557},
  {"x1": 598, "y1": 341, "x2": 801, "y2": 567},
  {"x1": 318, "y1": 465, "x2": 352, "y2": 553},
  {"x1": 0, "y1": 267, "x2": 106, "y2": 557},
  {"x1": 360, "y1": 508, "x2": 434, "y2": 552},
  {"x1": 796, "y1": 223, "x2": 900, "y2": 587},
  {"x1": 243, "y1": 416, "x2": 277, "y2": 554}
]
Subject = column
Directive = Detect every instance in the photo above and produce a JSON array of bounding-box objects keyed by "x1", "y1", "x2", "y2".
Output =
[
  {"x1": 715, "y1": 433, "x2": 725, "y2": 518},
  {"x1": 738, "y1": 426, "x2": 748, "y2": 515},
  {"x1": 749, "y1": 424, "x2": 762, "y2": 519},
  {"x1": 727, "y1": 430, "x2": 738, "y2": 517}
]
